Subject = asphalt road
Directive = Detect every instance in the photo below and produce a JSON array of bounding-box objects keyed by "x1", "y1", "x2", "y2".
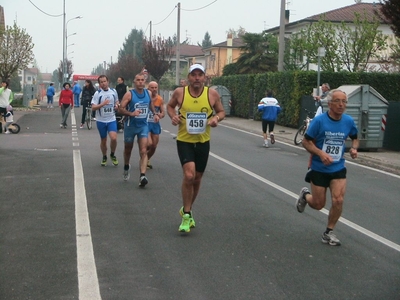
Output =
[{"x1": 1, "y1": 107, "x2": 399, "y2": 300}]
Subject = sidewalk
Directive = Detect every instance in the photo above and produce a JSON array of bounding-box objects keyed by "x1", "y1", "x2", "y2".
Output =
[{"x1": 222, "y1": 116, "x2": 400, "y2": 176}]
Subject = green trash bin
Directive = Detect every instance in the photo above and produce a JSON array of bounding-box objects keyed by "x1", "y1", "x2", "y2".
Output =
[{"x1": 322, "y1": 85, "x2": 389, "y2": 150}]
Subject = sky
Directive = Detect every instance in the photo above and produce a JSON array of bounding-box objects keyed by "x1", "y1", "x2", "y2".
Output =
[{"x1": 2, "y1": 0, "x2": 377, "y2": 75}]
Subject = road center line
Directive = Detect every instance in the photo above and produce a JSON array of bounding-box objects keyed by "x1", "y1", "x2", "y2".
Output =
[
  {"x1": 210, "y1": 152, "x2": 400, "y2": 253},
  {"x1": 74, "y1": 150, "x2": 101, "y2": 299}
]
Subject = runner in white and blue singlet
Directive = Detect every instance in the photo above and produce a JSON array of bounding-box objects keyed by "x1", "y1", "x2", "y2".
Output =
[{"x1": 91, "y1": 75, "x2": 119, "y2": 167}]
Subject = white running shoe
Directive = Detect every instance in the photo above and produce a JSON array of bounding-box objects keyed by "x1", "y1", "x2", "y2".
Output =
[
  {"x1": 123, "y1": 165, "x2": 131, "y2": 181},
  {"x1": 296, "y1": 187, "x2": 309, "y2": 213},
  {"x1": 322, "y1": 231, "x2": 341, "y2": 246}
]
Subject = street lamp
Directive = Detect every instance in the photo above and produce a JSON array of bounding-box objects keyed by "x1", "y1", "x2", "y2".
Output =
[
  {"x1": 66, "y1": 32, "x2": 77, "y2": 55},
  {"x1": 316, "y1": 47, "x2": 325, "y2": 96},
  {"x1": 62, "y1": 14, "x2": 82, "y2": 81}
]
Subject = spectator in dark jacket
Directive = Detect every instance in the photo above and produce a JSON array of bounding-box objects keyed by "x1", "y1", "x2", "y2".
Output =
[
  {"x1": 115, "y1": 77, "x2": 128, "y2": 101},
  {"x1": 80, "y1": 80, "x2": 96, "y2": 128}
]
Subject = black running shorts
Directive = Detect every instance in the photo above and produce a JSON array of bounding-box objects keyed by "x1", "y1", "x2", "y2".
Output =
[
  {"x1": 176, "y1": 140, "x2": 210, "y2": 173},
  {"x1": 305, "y1": 168, "x2": 347, "y2": 187}
]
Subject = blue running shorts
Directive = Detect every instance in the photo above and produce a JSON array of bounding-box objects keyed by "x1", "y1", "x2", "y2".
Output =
[{"x1": 97, "y1": 120, "x2": 117, "y2": 139}]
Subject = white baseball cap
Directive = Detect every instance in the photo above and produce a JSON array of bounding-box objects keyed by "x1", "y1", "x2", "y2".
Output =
[{"x1": 189, "y1": 64, "x2": 205, "y2": 74}]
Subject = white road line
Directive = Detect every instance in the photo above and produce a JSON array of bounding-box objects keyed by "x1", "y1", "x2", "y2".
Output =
[
  {"x1": 71, "y1": 109, "x2": 76, "y2": 126},
  {"x1": 72, "y1": 109, "x2": 101, "y2": 299},
  {"x1": 71, "y1": 106, "x2": 101, "y2": 298},
  {"x1": 73, "y1": 150, "x2": 101, "y2": 300},
  {"x1": 210, "y1": 152, "x2": 400, "y2": 253}
]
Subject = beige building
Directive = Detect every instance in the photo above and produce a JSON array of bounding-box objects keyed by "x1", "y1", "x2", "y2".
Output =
[{"x1": 203, "y1": 34, "x2": 244, "y2": 78}]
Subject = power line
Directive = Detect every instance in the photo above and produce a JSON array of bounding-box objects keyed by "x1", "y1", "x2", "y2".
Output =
[
  {"x1": 144, "y1": 22, "x2": 150, "y2": 35},
  {"x1": 28, "y1": 0, "x2": 63, "y2": 17},
  {"x1": 181, "y1": 0, "x2": 218, "y2": 12},
  {"x1": 153, "y1": 6, "x2": 177, "y2": 26}
]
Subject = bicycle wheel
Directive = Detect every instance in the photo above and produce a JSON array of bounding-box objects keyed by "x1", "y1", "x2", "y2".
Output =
[
  {"x1": 86, "y1": 109, "x2": 92, "y2": 130},
  {"x1": 294, "y1": 125, "x2": 306, "y2": 145},
  {"x1": 9, "y1": 123, "x2": 21, "y2": 134}
]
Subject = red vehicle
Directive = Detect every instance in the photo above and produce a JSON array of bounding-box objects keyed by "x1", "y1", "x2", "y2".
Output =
[{"x1": 72, "y1": 74, "x2": 100, "y2": 82}]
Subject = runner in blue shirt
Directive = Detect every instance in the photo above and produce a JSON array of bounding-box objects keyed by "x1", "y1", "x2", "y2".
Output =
[
  {"x1": 296, "y1": 89, "x2": 359, "y2": 246},
  {"x1": 118, "y1": 73, "x2": 159, "y2": 187}
]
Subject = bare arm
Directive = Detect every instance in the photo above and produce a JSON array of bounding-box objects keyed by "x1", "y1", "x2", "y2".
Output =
[
  {"x1": 302, "y1": 138, "x2": 334, "y2": 166},
  {"x1": 167, "y1": 88, "x2": 183, "y2": 126},
  {"x1": 91, "y1": 99, "x2": 109, "y2": 111},
  {"x1": 147, "y1": 91, "x2": 160, "y2": 123},
  {"x1": 158, "y1": 96, "x2": 165, "y2": 118},
  {"x1": 349, "y1": 138, "x2": 359, "y2": 159},
  {"x1": 117, "y1": 91, "x2": 136, "y2": 117}
]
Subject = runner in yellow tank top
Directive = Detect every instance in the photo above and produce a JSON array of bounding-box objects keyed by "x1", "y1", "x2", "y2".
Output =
[
  {"x1": 167, "y1": 64, "x2": 226, "y2": 233},
  {"x1": 177, "y1": 86, "x2": 213, "y2": 143}
]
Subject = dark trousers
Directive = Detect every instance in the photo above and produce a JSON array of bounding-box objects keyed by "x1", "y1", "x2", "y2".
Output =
[{"x1": 81, "y1": 101, "x2": 90, "y2": 124}]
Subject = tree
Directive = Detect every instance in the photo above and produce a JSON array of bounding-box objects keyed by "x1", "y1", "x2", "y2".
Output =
[
  {"x1": 305, "y1": 17, "x2": 341, "y2": 72},
  {"x1": 57, "y1": 59, "x2": 73, "y2": 83},
  {"x1": 222, "y1": 63, "x2": 239, "y2": 76},
  {"x1": 106, "y1": 55, "x2": 143, "y2": 85},
  {"x1": 9, "y1": 72, "x2": 22, "y2": 92},
  {"x1": 118, "y1": 28, "x2": 145, "y2": 63},
  {"x1": 380, "y1": 0, "x2": 400, "y2": 38},
  {"x1": 234, "y1": 32, "x2": 278, "y2": 74},
  {"x1": 142, "y1": 36, "x2": 173, "y2": 82},
  {"x1": 286, "y1": 13, "x2": 388, "y2": 72},
  {"x1": 170, "y1": 34, "x2": 189, "y2": 46},
  {"x1": 226, "y1": 27, "x2": 246, "y2": 38},
  {"x1": 201, "y1": 32, "x2": 212, "y2": 48},
  {"x1": 91, "y1": 63, "x2": 106, "y2": 76},
  {"x1": 51, "y1": 69, "x2": 60, "y2": 88},
  {"x1": 0, "y1": 22, "x2": 34, "y2": 81},
  {"x1": 284, "y1": 28, "x2": 315, "y2": 71},
  {"x1": 375, "y1": 36, "x2": 400, "y2": 72}
]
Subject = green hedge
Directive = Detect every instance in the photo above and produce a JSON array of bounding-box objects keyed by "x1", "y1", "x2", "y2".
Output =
[{"x1": 212, "y1": 71, "x2": 400, "y2": 128}]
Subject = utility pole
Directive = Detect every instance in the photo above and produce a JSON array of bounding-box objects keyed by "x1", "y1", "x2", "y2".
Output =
[
  {"x1": 62, "y1": 0, "x2": 66, "y2": 81},
  {"x1": 149, "y1": 21, "x2": 152, "y2": 40},
  {"x1": 175, "y1": 2, "x2": 181, "y2": 85},
  {"x1": 277, "y1": 0, "x2": 286, "y2": 71}
]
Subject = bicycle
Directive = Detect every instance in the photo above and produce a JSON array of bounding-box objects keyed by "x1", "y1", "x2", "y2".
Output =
[
  {"x1": 85, "y1": 105, "x2": 93, "y2": 130},
  {"x1": 1, "y1": 112, "x2": 20, "y2": 134},
  {"x1": 294, "y1": 108, "x2": 314, "y2": 145}
]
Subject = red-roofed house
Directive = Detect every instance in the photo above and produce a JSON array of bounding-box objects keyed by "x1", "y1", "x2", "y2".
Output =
[{"x1": 171, "y1": 44, "x2": 205, "y2": 75}]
